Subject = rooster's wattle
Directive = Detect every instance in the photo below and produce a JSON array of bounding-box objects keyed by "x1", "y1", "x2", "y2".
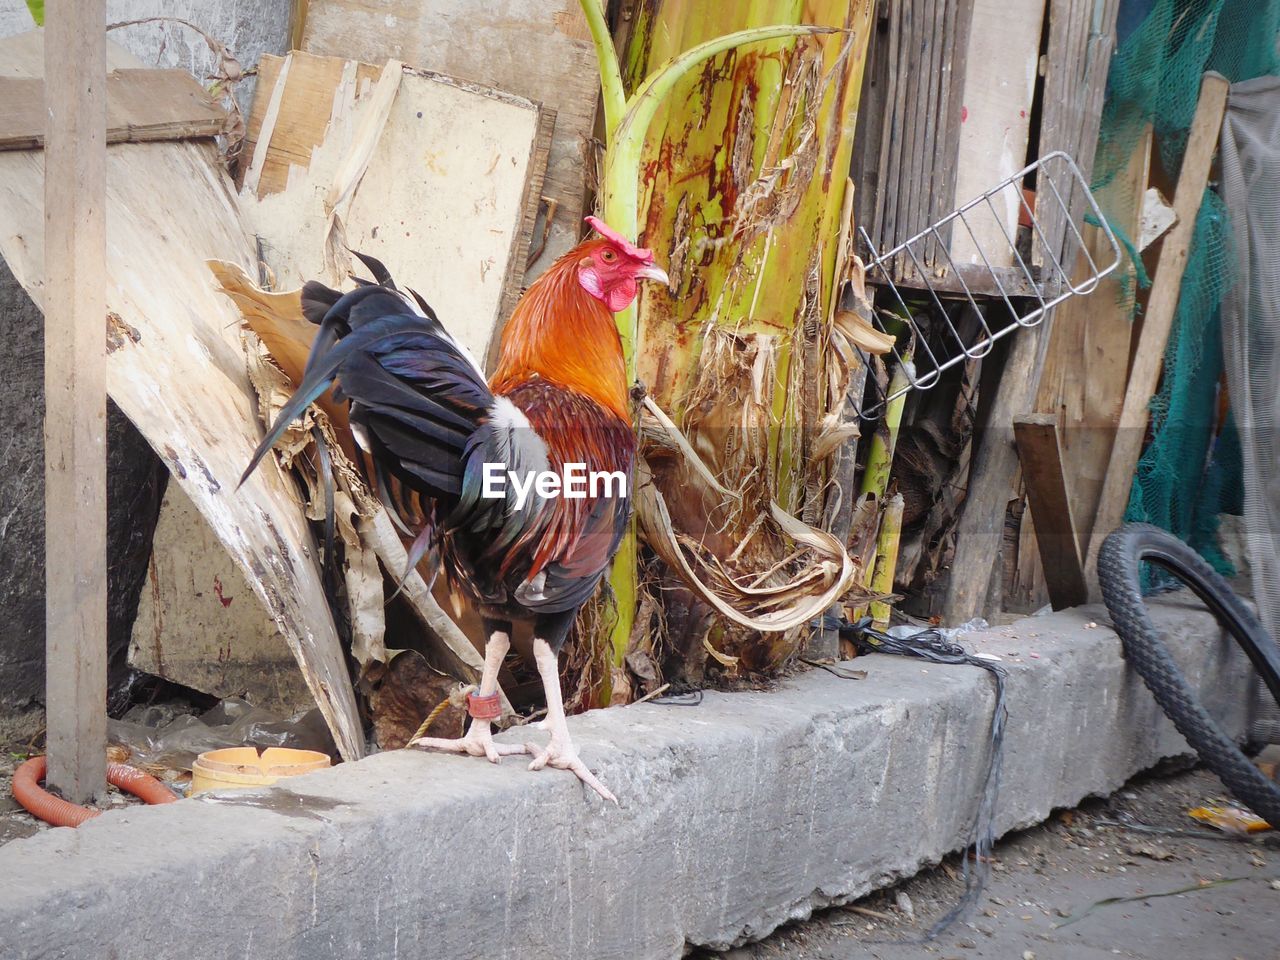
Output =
[{"x1": 243, "y1": 218, "x2": 669, "y2": 801}]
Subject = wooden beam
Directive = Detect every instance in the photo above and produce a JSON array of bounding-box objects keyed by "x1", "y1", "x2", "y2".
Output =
[
  {"x1": 1014, "y1": 414, "x2": 1088, "y2": 608},
  {"x1": 0, "y1": 69, "x2": 225, "y2": 151},
  {"x1": 43, "y1": 0, "x2": 107, "y2": 802},
  {"x1": 1083, "y1": 73, "x2": 1230, "y2": 594}
]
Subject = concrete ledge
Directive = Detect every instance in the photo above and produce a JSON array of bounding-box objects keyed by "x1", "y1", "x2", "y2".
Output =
[{"x1": 0, "y1": 599, "x2": 1255, "y2": 959}]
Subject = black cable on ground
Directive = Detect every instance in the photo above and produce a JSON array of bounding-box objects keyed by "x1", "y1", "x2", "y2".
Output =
[{"x1": 830, "y1": 614, "x2": 1009, "y2": 942}]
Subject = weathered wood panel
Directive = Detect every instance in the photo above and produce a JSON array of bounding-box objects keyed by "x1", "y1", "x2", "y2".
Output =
[
  {"x1": 852, "y1": 0, "x2": 974, "y2": 283},
  {"x1": 938, "y1": 0, "x2": 1120, "y2": 623},
  {"x1": 0, "y1": 69, "x2": 226, "y2": 151},
  {"x1": 0, "y1": 31, "x2": 365, "y2": 761},
  {"x1": 129, "y1": 484, "x2": 313, "y2": 712},
  {"x1": 241, "y1": 53, "x2": 550, "y2": 366},
  {"x1": 298, "y1": 0, "x2": 598, "y2": 278},
  {"x1": 1010, "y1": 126, "x2": 1154, "y2": 612}
]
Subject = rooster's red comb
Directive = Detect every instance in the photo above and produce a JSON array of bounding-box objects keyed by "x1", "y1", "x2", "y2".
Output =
[{"x1": 585, "y1": 216, "x2": 654, "y2": 262}]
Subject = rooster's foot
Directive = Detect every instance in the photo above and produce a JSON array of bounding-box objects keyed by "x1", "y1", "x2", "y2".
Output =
[
  {"x1": 410, "y1": 721, "x2": 527, "y2": 764},
  {"x1": 526, "y1": 736, "x2": 617, "y2": 804}
]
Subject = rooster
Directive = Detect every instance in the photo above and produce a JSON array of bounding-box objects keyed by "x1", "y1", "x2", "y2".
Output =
[{"x1": 242, "y1": 218, "x2": 669, "y2": 802}]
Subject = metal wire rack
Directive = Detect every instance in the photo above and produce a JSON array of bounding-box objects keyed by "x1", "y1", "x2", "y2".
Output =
[{"x1": 856, "y1": 151, "x2": 1122, "y2": 416}]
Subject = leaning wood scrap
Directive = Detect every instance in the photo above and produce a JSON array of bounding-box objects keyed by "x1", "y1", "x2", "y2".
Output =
[
  {"x1": 297, "y1": 0, "x2": 599, "y2": 277},
  {"x1": 0, "y1": 31, "x2": 365, "y2": 760},
  {"x1": 0, "y1": 69, "x2": 227, "y2": 150},
  {"x1": 240, "y1": 52, "x2": 552, "y2": 365},
  {"x1": 208, "y1": 53, "x2": 554, "y2": 717},
  {"x1": 1083, "y1": 72, "x2": 1230, "y2": 593},
  {"x1": 1013, "y1": 414, "x2": 1088, "y2": 608}
]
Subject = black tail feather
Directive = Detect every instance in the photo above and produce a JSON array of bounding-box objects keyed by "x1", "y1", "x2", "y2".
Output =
[
  {"x1": 301, "y1": 280, "x2": 341, "y2": 326},
  {"x1": 350, "y1": 250, "x2": 397, "y2": 289}
]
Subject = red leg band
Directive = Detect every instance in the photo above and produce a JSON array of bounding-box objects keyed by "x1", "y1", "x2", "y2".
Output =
[{"x1": 466, "y1": 691, "x2": 502, "y2": 720}]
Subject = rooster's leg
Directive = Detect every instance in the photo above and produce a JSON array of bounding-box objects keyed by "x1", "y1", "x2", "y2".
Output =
[
  {"x1": 410, "y1": 624, "x2": 526, "y2": 762},
  {"x1": 526, "y1": 637, "x2": 617, "y2": 803}
]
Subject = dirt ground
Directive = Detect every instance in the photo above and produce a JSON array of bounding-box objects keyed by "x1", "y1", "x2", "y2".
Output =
[{"x1": 700, "y1": 766, "x2": 1280, "y2": 960}]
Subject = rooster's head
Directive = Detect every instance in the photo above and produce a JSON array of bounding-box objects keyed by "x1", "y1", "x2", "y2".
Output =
[{"x1": 576, "y1": 216, "x2": 670, "y2": 313}]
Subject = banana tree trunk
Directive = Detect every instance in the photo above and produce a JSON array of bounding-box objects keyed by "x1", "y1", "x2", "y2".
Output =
[{"x1": 621, "y1": 0, "x2": 875, "y2": 676}]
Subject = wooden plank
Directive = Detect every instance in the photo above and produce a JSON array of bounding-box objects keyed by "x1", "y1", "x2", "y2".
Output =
[
  {"x1": 0, "y1": 69, "x2": 225, "y2": 151},
  {"x1": 1017, "y1": 126, "x2": 1153, "y2": 610},
  {"x1": 939, "y1": 0, "x2": 1120, "y2": 623},
  {"x1": 877, "y1": 261, "x2": 1048, "y2": 299},
  {"x1": 299, "y1": 0, "x2": 599, "y2": 278},
  {"x1": 43, "y1": 0, "x2": 107, "y2": 802},
  {"x1": 928, "y1": 0, "x2": 971, "y2": 265},
  {"x1": 0, "y1": 30, "x2": 366, "y2": 763},
  {"x1": 1083, "y1": 73, "x2": 1230, "y2": 592},
  {"x1": 1014, "y1": 414, "x2": 1087, "y2": 608},
  {"x1": 949, "y1": 0, "x2": 1045, "y2": 268},
  {"x1": 849, "y1": 1, "x2": 890, "y2": 252}
]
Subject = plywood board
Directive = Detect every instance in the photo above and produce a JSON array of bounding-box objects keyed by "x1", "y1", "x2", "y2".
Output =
[
  {"x1": 129, "y1": 484, "x2": 313, "y2": 712},
  {"x1": 241, "y1": 52, "x2": 382, "y2": 197},
  {"x1": 949, "y1": 0, "x2": 1045, "y2": 267},
  {"x1": 298, "y1": 0, "x2": 598, "y2": 277},
  {"x1": 0, "y1": 69, "x2": 226, "y2": 151},
  {"x1": 0, "y1": 30, "x2": 364, "y2": 761},
  {"x1": 240, "y1": 52, "x2": 549, "y2": 367}
]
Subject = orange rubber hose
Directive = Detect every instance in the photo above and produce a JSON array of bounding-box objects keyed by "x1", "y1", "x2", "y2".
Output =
[{"x1": 12, "y1": 756, "x2": 178, "y2": 827}]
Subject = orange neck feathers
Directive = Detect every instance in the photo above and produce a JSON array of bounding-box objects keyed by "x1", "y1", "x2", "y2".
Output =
[{"x1": 489, "y1": 247, "x2": 630, "y2": 424}]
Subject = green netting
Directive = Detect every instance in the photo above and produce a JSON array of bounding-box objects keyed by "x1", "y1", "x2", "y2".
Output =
[{"x1": 1091, "y1": 0, "x2": 1279, "y2": 575}]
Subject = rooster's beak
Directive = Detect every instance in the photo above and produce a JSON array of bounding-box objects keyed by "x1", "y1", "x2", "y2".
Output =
[{"x1": 635, "y1": 263, "x2": 671, "y2": 287}]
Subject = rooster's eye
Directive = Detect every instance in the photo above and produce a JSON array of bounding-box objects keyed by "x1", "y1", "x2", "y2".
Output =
[{"x1": 601, "y1": 249, "x2": 617, "y2": 263}]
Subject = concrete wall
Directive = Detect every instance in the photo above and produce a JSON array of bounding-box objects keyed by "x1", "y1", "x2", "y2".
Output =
[
  {"x1": 0, "y1": 599, "x2": 1257, "y2": 959},
  {"x1": 0, "y1": 262, "x2": 167, "y2": 717},
  {"x1": 105, "y1": 1, "x2": 291, "y2": 114}
]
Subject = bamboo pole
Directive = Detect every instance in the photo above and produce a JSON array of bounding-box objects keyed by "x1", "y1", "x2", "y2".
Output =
[
  {"x1": 868, "y1": 493, "x2": 904, "y2": 630},
  {"x1": 860, "y1": 358, "x2": 913, "y2": 501}
]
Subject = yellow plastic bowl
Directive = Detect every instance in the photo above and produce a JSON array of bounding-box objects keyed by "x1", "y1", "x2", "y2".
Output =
[{"x1": 190, "y1": 747, "x2": 331, "y2": 795}]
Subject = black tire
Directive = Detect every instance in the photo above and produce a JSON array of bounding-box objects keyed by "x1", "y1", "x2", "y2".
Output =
[{"x1": 1098, "y1": 523, "x2": 1280, "y2": 826}]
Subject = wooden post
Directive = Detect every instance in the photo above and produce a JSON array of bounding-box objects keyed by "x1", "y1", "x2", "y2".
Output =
[
  {"x1": 1083, "y1": 72, "x2": 1230, "y2": 596},
  {"x1": 1013, "y1": 414, "x2": 1088, "y2": 609},
  {"x1": 44, "y1": 0, "x2": 107, "y2": 802}
]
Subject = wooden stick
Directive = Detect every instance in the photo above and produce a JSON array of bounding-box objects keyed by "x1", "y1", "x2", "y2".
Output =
[
  {"x1": 1084, "y1": 73, "x2": 1230, "y2": 595},
  {"x1": 1014, "y1": 414, "x2": 1088, "y2": 609},
  {"x1": 44, "y1": 0, "x2": 107, "y2": 802}
]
